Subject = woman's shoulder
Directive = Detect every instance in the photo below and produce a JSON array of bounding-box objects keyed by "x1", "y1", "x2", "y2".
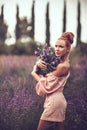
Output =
[
  {"x1": 52, "y1": 60, "x2": 70, "y2": 77},
  {"x1": 58, "y1": 60, "x2": 70, "y2": 69}
]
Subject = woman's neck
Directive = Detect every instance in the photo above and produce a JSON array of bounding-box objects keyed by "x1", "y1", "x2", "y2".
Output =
[{"x1": 61, "y1": 54, "x2": 69, "y2": 62}]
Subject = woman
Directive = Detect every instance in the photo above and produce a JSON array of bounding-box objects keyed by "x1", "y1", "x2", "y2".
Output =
[{"x1": 31, "y1": 32, "x2": 74, "y2": 130}]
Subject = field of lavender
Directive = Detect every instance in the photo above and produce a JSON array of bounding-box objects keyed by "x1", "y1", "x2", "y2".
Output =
[{"x1": 0, "y1": 54, "x2": 87, "y2": 130}]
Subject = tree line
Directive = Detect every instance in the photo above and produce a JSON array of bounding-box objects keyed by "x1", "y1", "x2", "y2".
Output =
[{"x1": 0, "y1": 0, "x2": 87, "y2": 55}]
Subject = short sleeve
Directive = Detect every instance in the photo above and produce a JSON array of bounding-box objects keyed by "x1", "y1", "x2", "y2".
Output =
[{"x1": 36, "y1": 73, "x2": 68, "y2": 96}]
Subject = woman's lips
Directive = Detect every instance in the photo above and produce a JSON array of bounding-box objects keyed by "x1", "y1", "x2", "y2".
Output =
[{"x1": 55, "y1": 51, "x2": 60, "y2": 55}]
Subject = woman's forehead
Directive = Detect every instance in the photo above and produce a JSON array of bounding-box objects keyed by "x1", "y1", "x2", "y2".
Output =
[{"x1": 56, "y1": 39, "x2": 66, "y2": 45}]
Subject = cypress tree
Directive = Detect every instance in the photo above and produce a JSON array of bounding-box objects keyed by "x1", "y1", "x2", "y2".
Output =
[
  {"x1": 76, "y1": 0, "x2": 81, "y2": 46},
  {"x1": 45, "y1": 2, "x2": 50, "y2": 46},
  {"x1": 62, "y1": 0, "x2": 66, "y2": 33},
  {"x1": 29, "y1": 0, "x2": 35, "y2": 39},
  {"x1": 15, "y1": 5, "x2": 21, "y2": 40},
  {"x1": 1, "y1": 5, "x2": 4, "y2": 22},
  {"x1": 0, "y1": 5, "x2": 8, "y2": 42},
  {"x1": 31, "y1": 0, "x2": 35, "y2": 39}
]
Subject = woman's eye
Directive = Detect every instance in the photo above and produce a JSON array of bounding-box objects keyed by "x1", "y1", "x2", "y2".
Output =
[
  {"x1": 55, "y1": 45, "x2": 57, "y2": 47},
  {"x1": 59, "y1": 45, "x2": 64, "y2": 48}
]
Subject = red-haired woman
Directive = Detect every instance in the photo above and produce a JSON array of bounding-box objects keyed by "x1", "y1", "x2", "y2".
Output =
[{"x1": 31, "y1": 32, "x2": 74, "y2": 130}]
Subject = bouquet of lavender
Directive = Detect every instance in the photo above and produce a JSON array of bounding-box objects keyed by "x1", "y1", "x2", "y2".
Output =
[{"x1": 35, "y1": 44, "x2": 61, "y2": 76}]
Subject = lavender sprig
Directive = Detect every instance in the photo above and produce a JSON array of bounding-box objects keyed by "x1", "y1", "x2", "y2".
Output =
[{"x1": 35, "y1": 44, "x2": 61, "y2": 76}]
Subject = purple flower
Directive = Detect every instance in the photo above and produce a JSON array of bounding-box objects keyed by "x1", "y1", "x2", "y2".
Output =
[{"x1": 35, "y1": 44, "x2": 61, "y2": 76}]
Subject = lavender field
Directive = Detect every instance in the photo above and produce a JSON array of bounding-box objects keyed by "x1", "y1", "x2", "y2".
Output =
[{"x1": 0, "y1": 54, "x2": 87, "y2": 130}]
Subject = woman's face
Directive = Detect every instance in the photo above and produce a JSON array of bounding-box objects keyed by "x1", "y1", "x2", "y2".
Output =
[{"x1": 54, "y1": 39, "x2": 68, "y2": 57}]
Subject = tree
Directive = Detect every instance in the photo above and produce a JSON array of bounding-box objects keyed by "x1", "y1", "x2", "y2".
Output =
[
  {"x1": 15, "y1": 5, "x2": 21, "y2": 40},
  {"x1": 0, "y1": 5, "x2": 8, "y2": 42},
  {"x1": 15, "y1": 1, "x2": 35, "y2": 41},
  {"x1": 62, "y1": 0, "x2": 66, "y2": 33},
  {"x1": 45, "y1": 2, "x2": 50, "y2": 46},
  {"x1": 76, "y1": 0, "x2": 81, "y2": 46},
  {"x1": 28, "y1": 0, "x2": 35, "y2": 39}
]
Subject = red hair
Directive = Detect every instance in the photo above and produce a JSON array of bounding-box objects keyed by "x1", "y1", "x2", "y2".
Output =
[{"x1": 58, "y1": 32, "x2": 74, "y2": 48}]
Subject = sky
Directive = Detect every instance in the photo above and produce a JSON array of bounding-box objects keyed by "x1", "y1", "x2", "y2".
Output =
[{"x1": 0, "y1": 0, "x2": 87, "y2": 47}]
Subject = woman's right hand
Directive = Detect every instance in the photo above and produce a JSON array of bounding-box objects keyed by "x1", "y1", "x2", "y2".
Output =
[{"x1": 36, "y1": 59, "x2": 47, "y2": 70}]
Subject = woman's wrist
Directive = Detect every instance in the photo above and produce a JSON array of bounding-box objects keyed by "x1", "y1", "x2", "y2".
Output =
[
  {"x1": 33, "y1": 65, "x2": 38, "y2": 72},
  {"x1": 31, "y1": 70, "x2": 35, "y2": 76},
  {"x1": 31, "y1": 68, "x2": 37, "y2": 76}
]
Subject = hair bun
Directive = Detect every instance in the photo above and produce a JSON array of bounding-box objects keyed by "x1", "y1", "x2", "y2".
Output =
[{"x1": 59, "y1": 32, "x2": 74, "y2": 44}]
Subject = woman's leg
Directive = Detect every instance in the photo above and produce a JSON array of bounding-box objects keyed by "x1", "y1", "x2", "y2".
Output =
[{"x1": 37, "y1": 119, "x2": 56, "y2": 130}]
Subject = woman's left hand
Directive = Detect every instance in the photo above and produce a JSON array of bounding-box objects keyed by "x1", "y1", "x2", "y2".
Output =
[{"x1": 36, "y1": 59, "x2": 47, "y2": 70}]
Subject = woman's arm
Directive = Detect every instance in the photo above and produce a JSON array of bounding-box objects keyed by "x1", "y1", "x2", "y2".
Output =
[
  {"x1": 31, "y1": 65, "x2": 41, "y2": 82},
  {"x1": 31, "y1": 59, "x2": 47, "y2": 82}
]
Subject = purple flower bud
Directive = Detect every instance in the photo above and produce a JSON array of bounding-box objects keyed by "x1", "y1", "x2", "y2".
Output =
[{"x1": 35, "y1": 44, "x2": 61, "y2": 76}]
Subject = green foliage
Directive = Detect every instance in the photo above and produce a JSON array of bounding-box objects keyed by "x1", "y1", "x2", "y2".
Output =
[{"x1": 0, "y1": 39, "x2": 41, "y2": 55}]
